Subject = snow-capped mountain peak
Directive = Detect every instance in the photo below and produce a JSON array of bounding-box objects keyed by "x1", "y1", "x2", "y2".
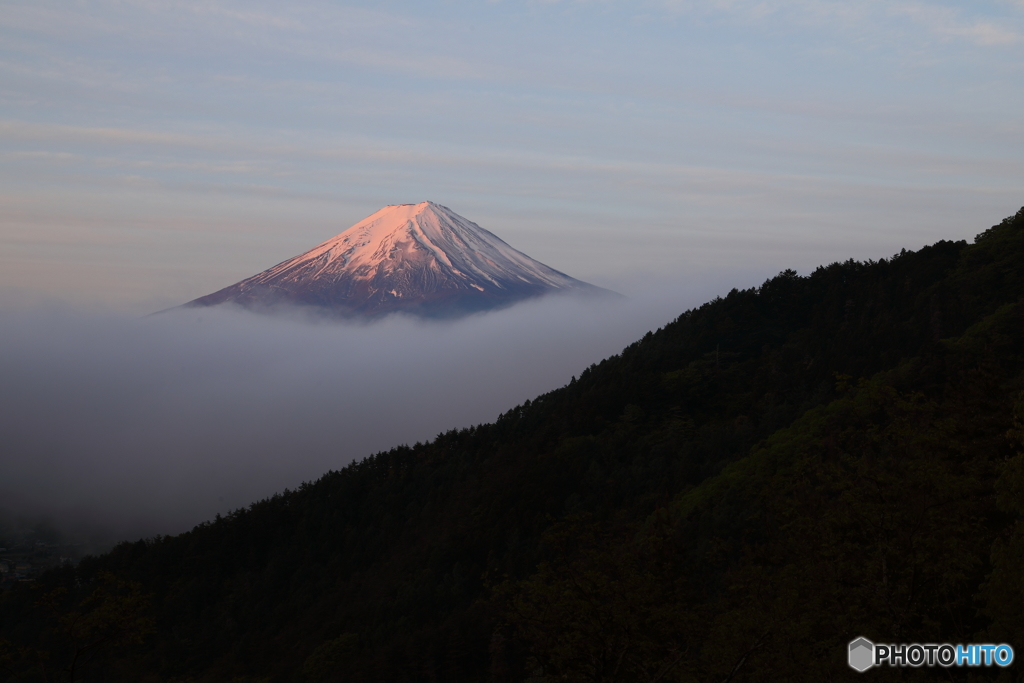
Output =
[{"x1": 184, "y1": 202, "x2": 613, "y2": 318}]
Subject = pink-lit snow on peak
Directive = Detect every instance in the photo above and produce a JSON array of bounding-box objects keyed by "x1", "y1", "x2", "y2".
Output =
[
  {"x1": 248, "y1": 201, "x2": 578, "y2": 289},
  {"x1": 184, "y1": 201, "x2": 612, "y2": 317}
]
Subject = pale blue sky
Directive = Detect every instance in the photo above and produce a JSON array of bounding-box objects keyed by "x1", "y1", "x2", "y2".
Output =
[{"x1": 2, "y1": 0, "x2": 1023, "y2": 312}]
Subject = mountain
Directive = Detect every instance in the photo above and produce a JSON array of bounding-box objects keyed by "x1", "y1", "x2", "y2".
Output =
[
  {"x1": 7, "y1": 209, "x2": 1024, "y2": 682},
  {"x1": 184, "y1": 201, "x2": 614, "y2": 317}
]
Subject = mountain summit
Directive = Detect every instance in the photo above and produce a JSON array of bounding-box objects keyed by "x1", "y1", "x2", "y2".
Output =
[{"x1": 184, "y1": 202, "x2": 614, "y2": 317}]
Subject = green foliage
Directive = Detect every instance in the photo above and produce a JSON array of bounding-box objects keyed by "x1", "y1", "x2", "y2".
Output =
[
  {"x1": 678, "y1": 379, "x2": 993, "y2": 679},
  {"x1": 301, "y1": 633, "x2": 358, "y2": 683},
  {"x1": 500, "y1": 372, "x2": 1006, "y2": 681},
  {"x1": 498, "y1": 516, "x2": 690, "y2": 683},
  {"x1": 1, "y1": 571, "x2": 156, "y2": 683},
  {"x1": 980, "y1": 391, "x2": 1024, "y2": 656}
]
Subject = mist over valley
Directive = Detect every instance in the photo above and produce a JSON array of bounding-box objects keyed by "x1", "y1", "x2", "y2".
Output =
[{"x1": 0, "y1": 279, "x2": 729, "y2": 549}]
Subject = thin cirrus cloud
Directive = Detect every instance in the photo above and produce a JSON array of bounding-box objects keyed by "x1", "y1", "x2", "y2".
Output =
[
  {"x1": 5, "y1": 115, "x2": 1020, "y2": 184},
  {"x1": 885, "y1": 2, "x2": 1021, "y2": 45},
  {"x1": 655, "y1": 0, "x2": 1022, "y2": 45}
]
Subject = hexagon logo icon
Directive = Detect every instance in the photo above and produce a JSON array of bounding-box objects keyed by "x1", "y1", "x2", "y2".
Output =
[{"x1": 849, "y1": 637, "x2": 874, "y2": 672}]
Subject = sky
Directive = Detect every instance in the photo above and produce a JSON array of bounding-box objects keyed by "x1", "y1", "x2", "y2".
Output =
[
  {"x1": 2, "y1": 0, "x2": 1023, "y2": 544},
  {"x1": 2, "y1": 0, "x2": 1022, "y2": 311}
]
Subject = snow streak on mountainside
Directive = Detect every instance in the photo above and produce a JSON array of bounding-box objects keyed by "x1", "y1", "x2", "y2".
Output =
[{"x1": 185, "y1": 202, "x2": 615, "y2": 317}]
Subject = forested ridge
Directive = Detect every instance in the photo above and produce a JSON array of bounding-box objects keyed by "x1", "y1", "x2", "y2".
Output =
[{"x1": 4, "y1": 209, "x2": 1024, "y2": 682}]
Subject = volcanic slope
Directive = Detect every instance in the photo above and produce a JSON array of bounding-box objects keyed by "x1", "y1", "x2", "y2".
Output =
[{"x1": 185, "y1": 201, "x2": 614, "y2": 318}]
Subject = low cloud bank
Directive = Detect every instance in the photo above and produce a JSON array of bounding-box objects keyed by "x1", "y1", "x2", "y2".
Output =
[{"x1": 0, "y1": 274, "x2": 755, "y2": 548}]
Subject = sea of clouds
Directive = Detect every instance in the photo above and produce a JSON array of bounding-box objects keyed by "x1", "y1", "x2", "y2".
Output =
[{"x1": 0, "y1": 271, "x2": 763, "y2": 549}]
